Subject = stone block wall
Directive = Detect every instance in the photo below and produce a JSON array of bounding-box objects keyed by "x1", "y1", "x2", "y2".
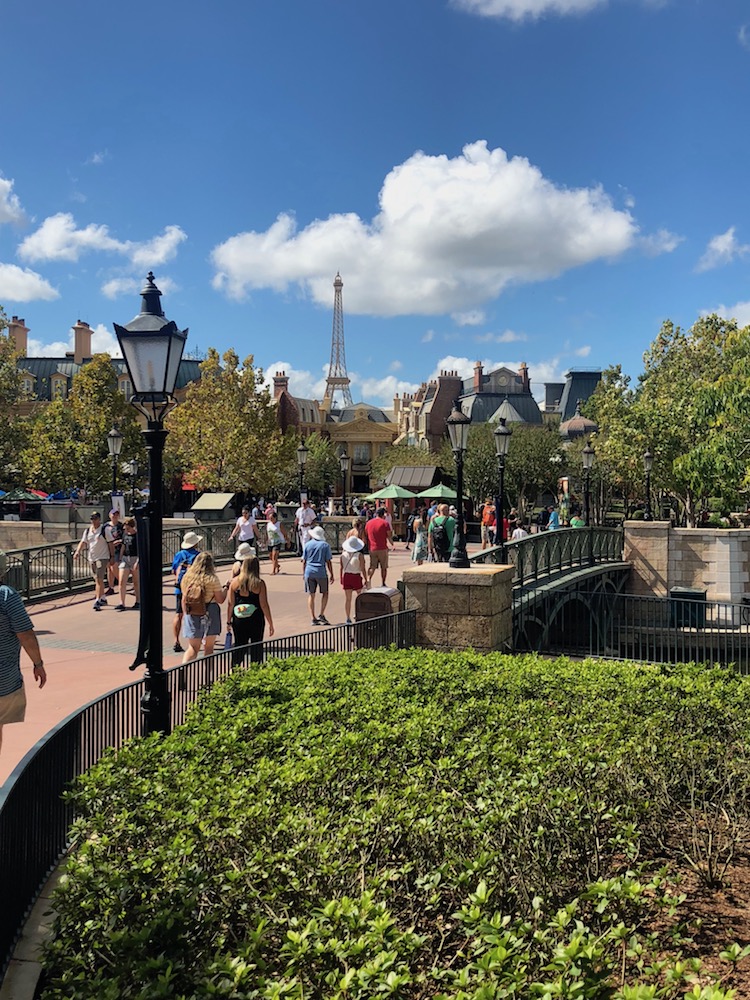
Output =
[
  {"x1": 624, "y1": 521, "x2": 750, "y2": 603},
  {"x1": 402, "y1": 564, "x2": 514, "y2": 652}
]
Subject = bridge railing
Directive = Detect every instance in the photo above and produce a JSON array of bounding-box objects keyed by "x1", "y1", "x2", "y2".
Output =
[
  {"x1": 470, "y1": 527, "x2": 625, "y2": 588},
  {"x1": 0, "y1": 609, "x2": 417, "y2": 983}
]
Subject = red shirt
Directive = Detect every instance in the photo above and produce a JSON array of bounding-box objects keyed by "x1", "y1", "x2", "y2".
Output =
[{"x1": 365, "y1": 516, "x2": 390, "y2": 551}]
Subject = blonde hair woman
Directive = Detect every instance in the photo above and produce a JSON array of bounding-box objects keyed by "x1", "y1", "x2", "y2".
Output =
[
  {"x1": 226, "y1": 556, "x2": 274, "y2": 666},
  {"x1": 180, "y1": 552, "x2": 226, "y2": 664}
]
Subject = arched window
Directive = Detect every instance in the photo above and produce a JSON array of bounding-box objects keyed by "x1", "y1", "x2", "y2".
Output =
[{"x1": 119, "y1": 378, "x2": 133, "y2": 401}]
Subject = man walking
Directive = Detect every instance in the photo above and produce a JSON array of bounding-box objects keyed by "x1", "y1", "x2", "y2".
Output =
[
  {"x1": 105, "y1": 507, "x2": 124, "y2": 595},
  {"x1": 480, "y1": 497, "x2": 496, "y2": 549},
  {"x1": 428, "y1": 503, "x2": 455, "y2": 563},
  {"x1": 295, "y1": 497, "x2": 317, "y2": 553},
  {"x1": 365, "y1": 507, "x2": 393, "y2": 587},
  {"x1": 74, "y1": 512, "x2": 115, "y2": 611},
  {"x1": 0, "y1": 549, "x2": 46, "y2": 757},
  {"x1": 171, "y1": 530, "x2": 203, "y2": 653},
  {"x1": 302, "y1": 525, "x2": 334, "y2": 625}
]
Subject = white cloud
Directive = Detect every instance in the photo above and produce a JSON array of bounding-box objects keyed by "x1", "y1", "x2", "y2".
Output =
[
  {"x1": 356, "y1": 374, "x2": 421, "y2": 406},
  {"x1": 0, "y1": 176, "x2": 25, "y2": 225},
  {"x1": 450, "y1": 0, "x2": 605, "y2": 21},
  {"x1": 263, "y1": 362, "x2": 328, "y2": 401},
  {"x1": 708, "y1": 300, "x2": 750, "y2": 328},
  {"x1": 211, "y1": 140, "x2": 636, "y2": 317},
  {"x1": 696, "y1": 226, "x2": 750, "y2": 272},
  {"x1": 421, "y1": 330, "x2": 435, "y2": 343},
  {"x1": 0, "y1": 263, "x2": 59, "y2": 301},
  {"x1": 474, "y1": 329, "x2": 527, "y2": 343},
  {"x1": 639, "y1": 228, "x2": 684, "y2": 257},
  {"x1": 261, "y1": 361, "x2": 419, "y2": 408},
  {"x1": 18, "y1": 212, "x2": 187, "y2": 269},
  {"x1": 574, "y1": 345, "x2": 592, "y2": 357},
  {"x1": 86, "y1": 150, "x2": 109, "y2": 166},
  {"x1": 389, "y1": 359, "x2": 403, "y2": 372},
  {"x1": 739, "y1": 24, "x2": 750, "y2": 52},
  {"x1": 452, "y1": 309, "x2": 486, "y2": 326},
  {"x1": 101, "y1": 274, "x2": 179, "y2": 300}
]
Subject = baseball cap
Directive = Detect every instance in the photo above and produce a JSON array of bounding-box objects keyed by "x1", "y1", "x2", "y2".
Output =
[
  {"x1": 109, "y1": 508, "x2": 120, "y2": 516},
  {"x1": 90, "y1": 512, "x2": 101, "y2": 520}
]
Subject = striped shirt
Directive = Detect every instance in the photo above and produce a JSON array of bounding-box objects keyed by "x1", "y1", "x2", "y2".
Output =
[{"x1": 0, "y1": 584, "x2": 33, "y2": 698}]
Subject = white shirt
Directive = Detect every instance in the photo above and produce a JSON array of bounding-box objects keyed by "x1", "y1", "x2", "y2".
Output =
[
  {"x1": 235, "y1": 515, "x2": 257, "y2": 542},
  {"x1": 83, "y1": 524, "x2": 113, "y2": 562},
  {"x1": 511, "y1": 526, "x2": 529, "y2": 541},
  {"x1": 295, "y1": 505, "x2": 317, "y2": 545}
]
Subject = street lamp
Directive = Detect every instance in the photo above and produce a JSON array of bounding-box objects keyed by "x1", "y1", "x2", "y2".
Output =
[
  {"x1": 297, "y1": 439, "x2": 309, "y2": 501},
  {"x1": 107, "y1": 424, "x2": 123, "y2": 498},
  {"x1": 494, "y1": 418, "x2": 512, "y2": 554},
  {"x1": 582, "y1": 440, "x2": 595, "y2": 526},
  {"x1": 339, "y1": 450, "x2": 350, "y2": 516},
  {"x1": 114, "y1": 272, "x2": 188, "y2": 737},
  {"x1": 126, "y1": 459, "x2": 140, "y2": 512},
  {"x1": 446, "y1": 399, "x2": 471, "y2": 568},
  {"x1": 643, "y1": 448, "x2": 653, "y2": 521}
]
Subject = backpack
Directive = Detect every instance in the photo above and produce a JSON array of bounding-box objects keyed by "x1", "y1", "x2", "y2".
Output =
[
  {"x1": 432, "y1": 518, "x2": 450, "y2": 558},
  {"x1": 183, "y1": 582, "x2": 207, "y2": 617},
  {"x1": 176, "y1": 551, "x2": 198, "y2": 589}
]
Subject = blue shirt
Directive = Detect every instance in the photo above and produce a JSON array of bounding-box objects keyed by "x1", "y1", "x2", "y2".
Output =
[
  {"x1": 171, "y1": 548, "x2": 199, "y2": 595},
  {"x1": 302, "y1": 539, "x2": 332, "y2": 579},
  {"x1": 0, "y1": 584, "x2": 33, "y2": 697}
]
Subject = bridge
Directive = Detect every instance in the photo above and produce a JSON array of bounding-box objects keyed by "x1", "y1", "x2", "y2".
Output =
[{"x1": 471, "y1": 527, "x2": 750, "y2": 668}]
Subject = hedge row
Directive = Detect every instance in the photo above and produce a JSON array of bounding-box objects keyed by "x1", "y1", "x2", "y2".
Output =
[{"x1": 41, "y1": 651, "x2": 750, "y2": 999}]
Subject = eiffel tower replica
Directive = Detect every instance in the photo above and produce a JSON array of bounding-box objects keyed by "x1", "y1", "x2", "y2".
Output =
[{"x1": 322, "y1": 272, "x2": 354, "y2": 409}]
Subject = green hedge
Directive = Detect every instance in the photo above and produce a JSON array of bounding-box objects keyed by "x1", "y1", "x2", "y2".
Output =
[{"x1": 41, "y1": 652, "x2": 750, "y2": 999}]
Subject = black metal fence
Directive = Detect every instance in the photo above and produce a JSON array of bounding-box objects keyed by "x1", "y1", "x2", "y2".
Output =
[
  {"x1": 3, "y1": 516, "x2": 362, "y2": 602},
  {"x1": 0, "y1": 610, "x2": 416, "y2": 982},
  {"x1": 514, "y1": 585, "x2": 750, "y2": 672}
]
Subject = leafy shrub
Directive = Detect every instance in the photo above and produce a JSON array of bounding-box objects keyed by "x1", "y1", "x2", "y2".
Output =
[{"x1": 41, "y1": 652, "x2": 750, "y2": 998}]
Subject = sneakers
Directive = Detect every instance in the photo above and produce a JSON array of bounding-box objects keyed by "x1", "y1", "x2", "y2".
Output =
[
  {"x1": 99, "y1": 597, "x2": 108, "y2": 606},
  {"x1": 104, "y1": 587, "x2": 115, "y2": 596},
  {"x1": 311, "y1": 618, "x2": 320, "y2": 626},
  {"x1": 132, "y1": 602, "x2": 140, "y2": 610},
  {"x1": 115, "y1": 604, "x2": 125, "y2": 612},
  {"x1": 93, "y1": 600, "x2": 102, "y2": 611},
  {"x1": 173, "y1": 641, "x2": 184, "y2": 653},
  {"x1": 346, "y1": 618, "x2": 352, "y2": 625},
  {"x1": 317, "y1": 614, "x2": 330, "y2": 625}
]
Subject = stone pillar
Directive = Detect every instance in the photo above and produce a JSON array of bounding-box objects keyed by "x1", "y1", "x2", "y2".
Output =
[
  {"x1": 623, "y1": 520, "x2": 670, "y2": 597},
  {"x1": 402, "y1": 564, "x2": 514, "y2": 652}
]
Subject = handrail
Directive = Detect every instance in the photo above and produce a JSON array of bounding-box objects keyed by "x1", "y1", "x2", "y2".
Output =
[
  {"x1": 470, "y1": 526, "x2": 625, "y2": 588},
  {"x1": 0, "y1": 609, "x2": 417, "y2": 983},
  {"x1": 2, "y1": 517, "x2": 356, "y2": 602}
]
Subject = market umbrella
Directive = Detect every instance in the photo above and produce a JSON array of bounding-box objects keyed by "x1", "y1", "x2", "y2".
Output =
[
  {"x1": 2, "y1": 488, "x2": 43, "y2": 502},
  {"x1": 416, "y1": 483, "x2": 458, "y2": 500},
  {"x1": 30, "y1": 489, "x2": 49, "y2": 498},
  {"x1": 0, "y1": 490, "x2": 6, "y2": 498},
  {"x1": 365, "y1": 484, "x2": 417, "y2": 501}
]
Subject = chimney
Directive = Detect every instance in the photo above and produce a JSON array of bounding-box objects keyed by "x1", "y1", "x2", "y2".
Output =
[
  {"x1": 519, "y1": 361, "x2": 530, "y2": 392},
  {"x1": 393, "y1": 394, "x2": 401, "y2": 416},
  {"x1": 73, "y1": 320, "x2": 92, "y2": 364},
  {"x1": 473, "y1": 361, "x2": 483, "y2": 393},
  {"x1": 273, "y1": 370, "x2": 289, "y2": 399},
  {"x1": 8, "y1": 316, "x2": 29, "y2": 356}
]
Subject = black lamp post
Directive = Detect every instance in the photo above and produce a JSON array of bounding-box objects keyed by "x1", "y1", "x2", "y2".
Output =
[
  {"x1": 339, "y1": 450, "x2": 350, "y2": 516},
  {"x1": 643, "y1": 448, "x2": 653, "y2": 521},
  {"x1": 107, "y1": 424, "x2": 123, "y2": 498},
  {"x1": 583, "y1": 440, "x2": 595, "y2": 526},
  {"x1": 297, "y1": 439, "x2": 309, "y2": 501},
  {"x1": 114, "y1": 272, "x2": 187, "y2": 737},
  {"x1": 446, "y1": 399, "x2": 471, "y2": 568},
  {"x1": 494, "y1": 417, "x2": 511, "y2": 554},
  {"x1": 126, "y1": 459, "x2": 140, "y2": 512}
]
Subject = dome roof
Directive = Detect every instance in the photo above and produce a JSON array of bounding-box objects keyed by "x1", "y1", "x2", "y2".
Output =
[{"x1": 560, "y1": 401, "x2": 598, "y2": 440}]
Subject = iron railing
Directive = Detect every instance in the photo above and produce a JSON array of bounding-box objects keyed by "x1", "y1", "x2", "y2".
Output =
[
  {"x1": 3, "y1": 517, "x2": 358, "y2": 602},
  {"x1": 471, "y1": 527, "x2": 624, "y2": 588},
  {"x1": 0, "y1": 610, "x2": 416, "y2": 982},
  {"x1": 514, "y1": 585, "x2": 750, "y2": 671}
]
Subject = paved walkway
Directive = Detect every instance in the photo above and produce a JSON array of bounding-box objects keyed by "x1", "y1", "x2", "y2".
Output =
[{"x1": 1, "y1": 543, "x2": 478, "y2": 784}]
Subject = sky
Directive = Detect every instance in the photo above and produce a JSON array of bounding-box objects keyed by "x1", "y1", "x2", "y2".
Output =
[{"x1": 1, "y1": 0, "x2": 749, "y2": 409}]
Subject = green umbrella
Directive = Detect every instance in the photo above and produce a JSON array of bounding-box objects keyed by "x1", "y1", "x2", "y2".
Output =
[
  {"x1": 415, "y1": 483, "x2": 458, "y2": 500},
  {"x1": 2, "y1": 488, "x2": 43, "y2": 502},
  {"x1": 365, "y1": 484, "x2": 417, "y2": 501}
]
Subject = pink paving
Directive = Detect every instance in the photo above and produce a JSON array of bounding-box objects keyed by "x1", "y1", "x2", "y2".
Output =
[{"x1": 1, "y1": 543, "x2": 466, "y2": 784}]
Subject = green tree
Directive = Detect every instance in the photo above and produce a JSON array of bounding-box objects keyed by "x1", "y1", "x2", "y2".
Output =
[
  {"x1": 505, "y1": 424, "x2": 564, "y2": 517},
  {"x1": 165, "y1": 348, "x2": 295, "y2": 494},
  {"x1": 0, "y1": 307, "x2": 32, "y2": 483},
  {"x1": 20, "y1": 355, "x2": 143, "y2": 494},
  {"x1": 275, "y1": 432, "x2": 341, "y2": 499}
]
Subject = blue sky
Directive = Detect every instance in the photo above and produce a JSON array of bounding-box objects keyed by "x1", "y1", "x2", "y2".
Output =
[{"x1": 1, "y1": 0, "x2": 749, "y2": 407}]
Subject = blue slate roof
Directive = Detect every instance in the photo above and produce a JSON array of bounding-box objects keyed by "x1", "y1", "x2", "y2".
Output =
[{"x1": 16, "y1": 356, "x2": 202, "y2": 400}]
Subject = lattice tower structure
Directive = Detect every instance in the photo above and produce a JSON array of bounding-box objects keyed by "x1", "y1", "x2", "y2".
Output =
[{"x1": 323, "y1": 272, "x2": 353, "y2": 408}]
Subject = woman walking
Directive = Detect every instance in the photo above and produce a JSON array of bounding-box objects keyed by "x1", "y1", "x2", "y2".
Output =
[
  {"x1": 115, "y1": 517, "x2": 139, "y2": 611},
  {"x1": 411, "y1": 509, "x2": 429, "y2": 565},
  {"x1": 180, "y1": 552, "x2": 226, "y2": 664},
  {"x1": 265, "y1": 511, "x2": 288, "y2": 575},
  {"x1": 340, "y1": 535, "x2": 365, "y2": 624},
  {"x1": 226, "y1": 555, "x2": 274, "y2": 666}
]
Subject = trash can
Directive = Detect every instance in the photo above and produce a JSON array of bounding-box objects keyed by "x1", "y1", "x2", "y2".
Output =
[
  {"x1": 355, "y1": 587, "x2": 403, "y2": 620},
  {"x1": 669, "y1": 587, "x2": 706, "y2": 628},
  {"x1": 354, "y1": 587, "x2": 404, "y2": 649}
]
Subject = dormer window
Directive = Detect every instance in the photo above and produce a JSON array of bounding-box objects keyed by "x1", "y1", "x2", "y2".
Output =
[
  {"x1": 119, "y1": 377, "x2": 133, "y2": 401},
  {"x1": 51, "y1": 377, "x2": 66, "y2": 400},
  {"x1": 22, "y1": 378, "x2": 34, "y2": 394}
]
